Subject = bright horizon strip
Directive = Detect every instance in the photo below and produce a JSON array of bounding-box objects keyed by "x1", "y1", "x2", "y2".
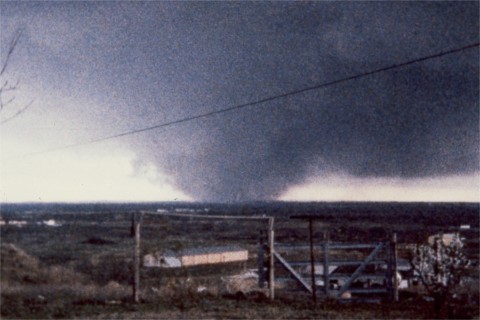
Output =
[
  {"x1": 0, "y1": 148, "x2": 192, "y2": 203},
  {"x1": 1, "y1": 137, "x2": 478, "y2": 203},
  {"x1": 279, "y1": 174, "x2": 480, "y2": 203},
  {"x1": 2, "y1": 151, "x2": 478, "y2": 202}
]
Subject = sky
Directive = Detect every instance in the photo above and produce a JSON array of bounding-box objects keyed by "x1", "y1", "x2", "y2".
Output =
[{"x1": 0, "y1": 1, "x2": 478, "y2": 203}]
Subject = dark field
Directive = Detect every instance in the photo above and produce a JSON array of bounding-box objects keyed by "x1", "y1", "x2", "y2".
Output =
[{"x1": 0, "y1": 201, "x2": 478, "y2": 319}]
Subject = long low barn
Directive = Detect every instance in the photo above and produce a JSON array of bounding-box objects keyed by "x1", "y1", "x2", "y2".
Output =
[{"x1": 144, "y1": 246, "x2": 248, "y2": 268}]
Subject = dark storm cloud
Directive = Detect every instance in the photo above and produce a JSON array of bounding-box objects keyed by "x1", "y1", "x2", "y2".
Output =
[
  {"x1": 2, "y1": 1, "x2": 478, "y2": 201},
  {"x1": 123, "y1": 2, "x2": 478, "y2": 201}
]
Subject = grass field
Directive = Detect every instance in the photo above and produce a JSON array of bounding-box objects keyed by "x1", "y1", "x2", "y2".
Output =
[{"x1": 1, "y1": 202, "x2": 478, "y2": 319}]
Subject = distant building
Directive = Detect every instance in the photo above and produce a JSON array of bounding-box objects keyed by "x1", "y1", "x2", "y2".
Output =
[
  {"x1": 43, "y1": 219, "x2": 61, "y2": 227},
  {"x1": 144, "y1": 250, "x2": 181, "y2": 268},
  {"x1": 144, "y1": 246, "x2": 248, "y2": 268},
  {"x1": 8, "y1": 220, "x2": 27, "y2": 227},
  {"x1": 427, "y1": 233, "x2": 460, "y2": 246}
]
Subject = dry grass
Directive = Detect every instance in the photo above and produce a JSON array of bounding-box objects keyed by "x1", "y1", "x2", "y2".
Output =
[
  {"x1": 1, "y1": 205, "x2": 478, "y2": 319},
  {"x1": 0, "y1": 243, "x2": 132, "y2": 318},
  {"x1": 1, "y1": 243, "x2": 86, "y2": 286}
]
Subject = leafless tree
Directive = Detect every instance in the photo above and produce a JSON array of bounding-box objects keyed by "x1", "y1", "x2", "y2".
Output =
[{"x1": 0, "y1": 29, "x2": 34, "y2": 125}]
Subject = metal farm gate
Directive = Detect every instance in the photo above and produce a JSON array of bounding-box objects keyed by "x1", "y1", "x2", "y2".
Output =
[
  {"x1": 258, "y1": 216, "x2": 399, "y2": 303},
  {"x1": 131, "y1": 212, "x2": 398, "y2": 304}
]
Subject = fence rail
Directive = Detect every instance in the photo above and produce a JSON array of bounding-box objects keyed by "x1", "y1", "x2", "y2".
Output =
[
  {"x1": 257, "y1": 215, "x2": 399, "y2": 303},
  {"x1": 276, "y1": 243, "x2": 379, "y2": 250},
  {"x1": 133, "y1": 211, "x2": 399, "y2": 304}
]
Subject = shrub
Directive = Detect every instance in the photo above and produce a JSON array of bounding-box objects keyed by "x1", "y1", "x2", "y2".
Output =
[{"x1": 410, "y1": 233, "x2": 471, "y2": 318}]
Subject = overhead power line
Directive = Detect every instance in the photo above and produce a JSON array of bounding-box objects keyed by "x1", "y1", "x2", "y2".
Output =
[{"x1": 13, "y1": 42, "x2": 480, "y2": 158}]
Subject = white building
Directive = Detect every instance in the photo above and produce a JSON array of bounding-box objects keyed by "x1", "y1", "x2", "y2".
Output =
[{"x1": 144, "y1": 246, "x2": 248, "y2": 268}]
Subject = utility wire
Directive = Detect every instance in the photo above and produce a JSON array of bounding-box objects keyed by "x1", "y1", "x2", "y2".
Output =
[{"x1": 11, "y1": 42, "x2": 480, "y2": 158}]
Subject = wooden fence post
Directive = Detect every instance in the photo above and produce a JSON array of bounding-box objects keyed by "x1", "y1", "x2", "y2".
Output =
[
  {"x1": 392, "y1": 232, "x2": 399, "y2": 302},
  {"x1": 323, "y1": 230, "x2": 330, "y2": 297},
  {"x1": 133, "y1": 212, "x2": 143, "y2": 303},
  {"x1": 268, "y1": 217, "x2": 275, "y2": 300},
  {"x1": 386, "y1": 237, "x2": 393, "y2": 301},
  {"x1": 308, "y1": 218, "x2": 317, "y2": 304},
  {"x1": 130, "y1": 212, "x2": 135, "y2": 238},
  {"x1": 258, "y1": 233, "x2": 265, "y2": 288}
]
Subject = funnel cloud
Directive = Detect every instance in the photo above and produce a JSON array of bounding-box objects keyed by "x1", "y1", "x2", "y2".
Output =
[{"x1": 1, "y1": 2, "x2": 479, "y2": 202}]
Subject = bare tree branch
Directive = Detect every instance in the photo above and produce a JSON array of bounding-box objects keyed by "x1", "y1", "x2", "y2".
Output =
[
  {"x1": 0, "y1": 99, "x2": 34, "y2": 125},
  {"x1": 0, "y1": 29, "x2": 22, "y2": 77},
  {"x1": 0, "y1": 29, "x2": 34, "y2": 125}
]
